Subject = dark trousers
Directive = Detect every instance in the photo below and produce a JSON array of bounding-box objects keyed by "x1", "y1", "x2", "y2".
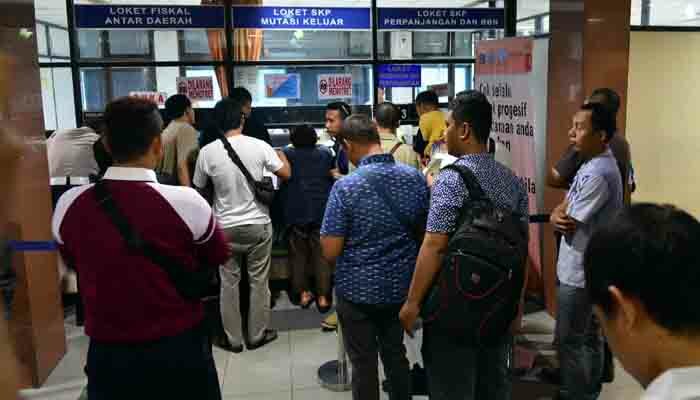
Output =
[
  {"x1": 86, "y1": 322, "x2": 221, "y2": 400},
  {"x1": 556, "y1": 284, "x2": 603, "y2": 400},
  {"x1": 336, "y1": 297, "x2": 410, "y2": 400},
  {"x1": 288, "y1": 224, "x2": 331, "y2": 299},
  {"x1": 423, "y1": 325, "x2": 512, "y2": 400}
]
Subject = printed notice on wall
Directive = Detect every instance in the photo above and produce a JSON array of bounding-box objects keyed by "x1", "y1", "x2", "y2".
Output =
[
  {"x1": 475, "y1": 37, "x2": 541, "y2": 280},
  {"x1": 378, "y1": 65, "x2": 421, "y2": 88},
  {"x1": 177, "y1": 77, "x2": 214, "y2": 101},
  {"x1": 264, "y1": 74, "x2": 301, "y2": 99},
  {"x1": 129, "y1": 91, "x2": 167, "y2": 105},
  {"x1": 317, "y1": 74, "x2": 353, "y2": 100}
]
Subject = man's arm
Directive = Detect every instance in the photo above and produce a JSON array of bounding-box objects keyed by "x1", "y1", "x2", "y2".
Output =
[
  {"x1": 548, "y1": 145, "x2": 582, "y2": 189},
  {"x1": 399, "y1": 233, "x2": 449, "y2": 334},
  {"x1": 551, "y1": 199, "x2": 576, "y2": 234},
  {"x1": 177, "y1": 159, "x2": 192, "y2": 188},
  {"x1": 400, "y1": 168, "x2": 462, "y2": 334},
  {"x1": 320, "y1": 236, "x2": 345, "y2": 264},
  {"x1": 273, "y1": 149, "x2": 291, "y2": 181},
  {"x1": 547, "y1": 167, "x2": 569, "y2": 189}
]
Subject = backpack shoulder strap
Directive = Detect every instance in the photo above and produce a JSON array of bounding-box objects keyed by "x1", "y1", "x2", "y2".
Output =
[
  {"x1": 219, "y1": 136, "x2": 256, "y2": 186},
  {"x1": 442, "y1": 164, "x2": 487, "y2": 201},
  {"x1": 389, "y1": 142, "x2": 402, "y2": 155},
  {"x1": 93, "y1": 180, "x2": 195, "y2": 299}
]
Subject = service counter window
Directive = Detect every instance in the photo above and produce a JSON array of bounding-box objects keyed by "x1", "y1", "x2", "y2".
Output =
[
  {"x1": 232, "y1": 1, "x2": 372, "y2": 61},
  {"x1": 73, "y1": 1, "x2": 226, "y2": 63},
  {"x1": 35, "y1": 0, "x2": 70, "y2": 62},
  {"x1": 631, "y1": 0, "x2": 700, "y2": 26},
  {"x1": 379, "y1": 63, "x2": 474, "y2": 106},
  {"x1": 234, "y1": 64, "x2": 372, "y2": 125},
  {"x1": 81, "y1": 66, "x2": 224, "y2": 112},
  {"x1": 516, "y1": 0, "x2": 549, "y2": 36},
  {"x1": 41, "y1": 67, "x2": 77, "y2": 131}
]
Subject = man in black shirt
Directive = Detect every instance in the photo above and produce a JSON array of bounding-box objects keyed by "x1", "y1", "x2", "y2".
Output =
[{"x1": 230, "y1": 87, "x2": 271, "y2": 145}]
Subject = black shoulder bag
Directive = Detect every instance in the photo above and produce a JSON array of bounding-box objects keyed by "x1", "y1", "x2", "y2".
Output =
[
  {"x1": 218, "y1": 137, "x2": 275, "y2": 206},
  {"x1": 93, "y1": 181, "x2": 217, "y2": 302}
]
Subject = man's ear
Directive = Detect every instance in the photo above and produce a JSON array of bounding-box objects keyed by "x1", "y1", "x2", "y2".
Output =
[
  {"x1": 609, "y1": 285, "x2": 640, "y2": 334},
  {"x1": 461, "y1": 121, "x2": 473, "y2": 143}
]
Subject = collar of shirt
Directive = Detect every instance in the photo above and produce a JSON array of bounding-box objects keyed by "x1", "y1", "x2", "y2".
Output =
[
  {"x1": 103, "y1": 167, "x2": 157, "y2": 182},
  {"x1": 357, "y1": 153, "x2": 395, "y2": 168},
  {"x1": 456, "y1": 152, "x2": 493, "y2": 165},
  {"x1": 582, "y1": 148, "x2": 615, "y2": 166},
  {"x1": 379, "y1": 131, "x2": 400, "y2": 144},
  {"x1": 642, "y1": 367, "x2": 700, "y2": 399}
]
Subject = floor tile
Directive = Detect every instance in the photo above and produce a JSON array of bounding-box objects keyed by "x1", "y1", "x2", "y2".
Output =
[
  {"x1": 214, "y1": 348, "x2": 231, "y2": 388},
  {"x1": 293, "y1": 387, "x2": 353, "y2": 400},
  {"x1": 223, "y1": 390, "x2": 291, "y2": 400},
  {"x1": 222, "y1": 332, "x2": 292, "y2": 396},
  {"x1": 43, "y1": 334, "x2": 89, "y2": 387},
  {"x1": 290, "y1": 329, "x2": 341, "y2": 390}
]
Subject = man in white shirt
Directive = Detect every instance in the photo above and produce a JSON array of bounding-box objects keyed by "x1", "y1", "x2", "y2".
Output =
[
  {"x1": 47, "y1": 122, "x2": 101, "y2": 205},
  {"x1": 551, "y1": 103, "x2": 623, "y2": 400},
  {"x1": 584, "y1": 204, "x2": 700, "y2": 400},
  {"x1": 194, "y1": 98, "x2": 290, "y2": 353}
]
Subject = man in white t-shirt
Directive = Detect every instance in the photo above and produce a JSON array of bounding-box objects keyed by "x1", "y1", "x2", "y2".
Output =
[{"x1": 194, "y1": 99, "x2": 290, "y2": 353}]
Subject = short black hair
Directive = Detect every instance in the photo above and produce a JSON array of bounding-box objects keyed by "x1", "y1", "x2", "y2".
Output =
[
  {"x1": 589, "y1": 88, "x2": 621, "y2": 116},
  {"x1": 585, "y1": 204, "x2": 700, "y2": 336},
  {"x1": 290, "y1": 124, "x2": 318, "y2": 148},
  {"x1": 449, "y1": 90, "x2": 492, "y2": 144},
  {"x1": 104, "y1": 97, "x2": 163, "y2": 163},
  {"x1": 375, "y1": 102, "x2": 401, "y2": 130},
  {"x1": 416, "y1": 90, "x2": 439, "y2": 107},
  {"x1": 580, "y1": 102, "x2": 616, "y2": 141},
  {"x1": 339, "y1": 114, "x2": 379, "y2": 145},
  {"x1": 326, "y1": 102, "x2": 351, "y2": 119},
  {"x1": 230, "y1": 87, "x2": 253, "y2": 105},
  {"x1": 212, "y1": 98, "x2": 244, "y2": 133},
  {"x1": 84, "y1": 115, "x2": 105, "y2": 135},
  {"x1": 164, "y1": 94, "x2": 192, "y2": 121}
]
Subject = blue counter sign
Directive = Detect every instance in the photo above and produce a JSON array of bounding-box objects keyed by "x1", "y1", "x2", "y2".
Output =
[
  {"x1": 75, "y1": 5, "x2": 225, "y2": 29},
  {"x1": 233, "y1": 6, "x2": 371, "y2": 30},
  {"x1": 378, "y1": 8, "x2": 505, "y2": 31},
  {"x1": 378, "y1": 65, "x2": 421, "y2": 88}
]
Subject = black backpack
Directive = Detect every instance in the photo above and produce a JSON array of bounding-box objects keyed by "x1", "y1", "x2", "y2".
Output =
[{"x1": 421, "y1": 164, "x2": 528, "y2": 345}]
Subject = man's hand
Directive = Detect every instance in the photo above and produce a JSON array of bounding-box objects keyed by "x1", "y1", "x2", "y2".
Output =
[
  {"x1": 551, "y1": 200, "x2": 576, "y2": 233},
  {"x1": 399, "y1": 301, "x2": 421, "y2": 338}
]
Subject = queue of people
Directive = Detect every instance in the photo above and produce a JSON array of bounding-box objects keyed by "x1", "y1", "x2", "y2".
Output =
[{"x1": 36, "y1": 83, "x2": 700, "y2": 400}]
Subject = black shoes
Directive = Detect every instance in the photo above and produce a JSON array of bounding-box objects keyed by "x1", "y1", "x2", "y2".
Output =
[
  {"x1": 217, "y1": 341, "x2": 244, "y2": 354},
  {"x1": 247, "y1": 329, "x2": 279, "y2": 351}
]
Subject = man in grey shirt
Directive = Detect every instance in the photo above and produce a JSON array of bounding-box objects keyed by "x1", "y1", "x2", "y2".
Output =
[{"x1": 551, "y1": 103, "x2": 623, "y2": 400}]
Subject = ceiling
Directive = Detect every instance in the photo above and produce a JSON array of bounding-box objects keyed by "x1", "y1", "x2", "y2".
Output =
[{"x1": 34, "y1": 0, "x2": 700, "y2": 29}]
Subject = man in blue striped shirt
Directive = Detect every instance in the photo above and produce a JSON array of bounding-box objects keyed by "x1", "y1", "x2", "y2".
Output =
[{"x1": 321, "y1": 114, "x2": 429, "y2": 400}]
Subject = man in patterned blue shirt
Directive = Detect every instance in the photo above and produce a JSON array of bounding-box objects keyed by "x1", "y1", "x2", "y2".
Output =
[
  {"x1": 400, "y1": 91, "x2": 528, "y2": 400},
  {"x1": 321, "y1": 114, "x2": 430, "y2": 400}
]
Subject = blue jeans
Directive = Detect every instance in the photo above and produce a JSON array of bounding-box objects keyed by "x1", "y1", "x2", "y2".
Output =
[
  {"x1": 422, "y1": 325, "x2": 512, "y2": 400},
  {"x1": 556, "y1": 284, "x2": 604, "y2": 400}
]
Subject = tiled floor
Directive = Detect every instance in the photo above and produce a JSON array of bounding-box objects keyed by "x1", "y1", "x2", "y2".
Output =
[{"x1": 19, "y1": 306, "x2": 644, "y2": 400}]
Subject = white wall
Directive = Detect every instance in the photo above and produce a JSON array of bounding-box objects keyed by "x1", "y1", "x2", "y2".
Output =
[{"x1": 626, "y1": 31, "x2": 700, "y2": 216}]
